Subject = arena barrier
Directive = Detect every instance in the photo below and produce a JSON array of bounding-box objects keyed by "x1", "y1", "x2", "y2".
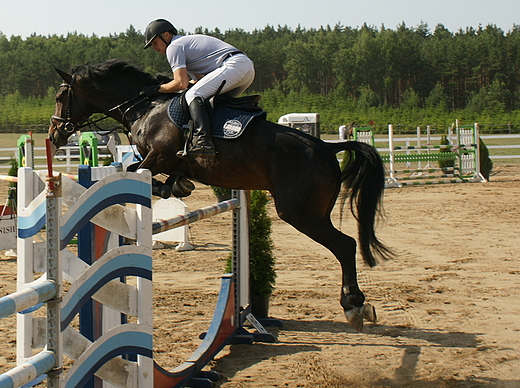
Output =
[
  {"x1": 1, "y1": 154, "x2": 277, "y2": 388},
  {"x1": 353, "y1": 121, "x2": 486, "y2": 187}
]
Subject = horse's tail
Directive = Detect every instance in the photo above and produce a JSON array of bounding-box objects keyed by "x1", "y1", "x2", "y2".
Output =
[{"x1": 331, "y1": 141, "x2": 394, "y2": 267}]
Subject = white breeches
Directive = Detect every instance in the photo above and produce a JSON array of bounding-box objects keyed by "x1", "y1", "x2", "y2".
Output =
[{"x1": 184, "y1": 54, "x2": 255, "y2": 105}]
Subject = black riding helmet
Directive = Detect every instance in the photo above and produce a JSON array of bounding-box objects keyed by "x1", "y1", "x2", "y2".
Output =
[{"x1": 143, "y1": 19, "x2": 178, "y2": 49}]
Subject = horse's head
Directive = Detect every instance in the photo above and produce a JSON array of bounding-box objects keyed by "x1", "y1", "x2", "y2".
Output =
[
  {"x1": 48, "y1": 68, "x2": 95, "y2": 148},
  {"x1": 49, "y1": 60, "x2": 164, "y2": 148}
]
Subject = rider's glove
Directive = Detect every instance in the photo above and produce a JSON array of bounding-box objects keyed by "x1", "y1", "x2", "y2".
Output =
[{"x1": 141, "y1": 85, "x2": 161, "y2": 98}]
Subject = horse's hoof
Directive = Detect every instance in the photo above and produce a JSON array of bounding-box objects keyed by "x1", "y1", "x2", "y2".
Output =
[
  {"x1": 171, "y1": 177, "x2": 195, "y2": 198},
  {"x1": 344, "y1": 308, "x2": 364, "y2": 332},
  {"x1": 360, "y1": 303, "x2": 377, "y2": 323},
  {"x1": 152, "y1": 183, "x2": 171, "y2": 199}
]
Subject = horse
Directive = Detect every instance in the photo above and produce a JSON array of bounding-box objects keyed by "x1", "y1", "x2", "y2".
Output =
[{"x1": 48, "y1": 59, "x2": 392, "y2": 331}]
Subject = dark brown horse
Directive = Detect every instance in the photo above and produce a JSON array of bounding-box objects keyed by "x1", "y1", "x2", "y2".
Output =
[{"x1": 48, "y1": 59, "x2": 392, "y2": 331}]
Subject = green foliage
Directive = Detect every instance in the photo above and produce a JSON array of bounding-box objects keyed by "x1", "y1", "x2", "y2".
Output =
[
  {"x1": 224, "y1": 253, "x2": 232, "y2": 274},
  {"x1": 479, "y1": 137, "x2": 493, "y2": 180},
  {"x1": 2, "y1": 24, "x2": 520, "y2": 131},
  {"x1": 340, "y1": 151, "x2": 352, "y2": 171},
  {"x1": 438, "y1": 135, "x2": 456, "y2": 169},
  {"x1": 249, "y1": 190, "x2": 276, "y2": 296},
  {"x1": 400, "y1": 88, "x2": 421, "y2": 109},
  {"x1": 211, "y1": 186, "x2": 231, "y2": 200},
  {"x1": 8, "y1": 157, "x2": 17, "y2": 188},
  {"x1": 357, "y1": 86, "x2": 379, "y2": 110},
  {"x1": 2, "y1": 23, "x2": 520, "y2": 108},
  {"x1": 101, "y1": 156, "x2": 114, "y2": 166},
  {"x1": 7, "y1": 157, "x2": 18, "y2": 209},
  {"x1": 223, "y1": 190, "x2": 276, "y2": 296},
  {"x1": 425, "y1": 83, "x2": 448, "y2": 111},
  {"x1": 467, "y1": 79, "x2": 509, "y2": 115}
]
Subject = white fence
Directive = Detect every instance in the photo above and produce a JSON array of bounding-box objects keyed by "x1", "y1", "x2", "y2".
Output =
[
  {"x1": 375, "y1": 134, "x2": 520, "y2": 160},
  {"x1": 0, "y1": 145, "x2": 112, "y2": 172},
  {"x1": 480, "y1": 134, "x2": 520, "y2": 159},
  {"x1": 353, "y1": 133, "x2": 520, "y2": 161},
  {"x1": 1, "y1": 134, "x2": 519, "y2": 173}
]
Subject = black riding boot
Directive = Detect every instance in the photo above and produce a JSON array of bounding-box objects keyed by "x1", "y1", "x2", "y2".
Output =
[{"x1": 180, "y1": 97, "x2": 216, "y2": 160}]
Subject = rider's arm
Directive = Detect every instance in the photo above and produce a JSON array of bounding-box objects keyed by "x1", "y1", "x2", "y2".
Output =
[{"x1": 159, "y1": 67, "x2": 190, "y2": 93}]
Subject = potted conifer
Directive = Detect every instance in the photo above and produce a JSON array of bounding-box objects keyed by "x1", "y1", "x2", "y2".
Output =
[
  {"x1": 438, "y1": 135, "x2": 456, "y2": 171},
  {"x1": 479, "y1": 137, "x2": 493, "y2": 181},
  {"x1": 248, "y1": 190, "x2": 276, "y2": 318}
]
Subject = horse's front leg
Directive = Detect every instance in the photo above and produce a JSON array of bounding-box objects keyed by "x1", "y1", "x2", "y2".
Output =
[{"x1": 133, "y1": 149, "x2": 195, "y2": 198}]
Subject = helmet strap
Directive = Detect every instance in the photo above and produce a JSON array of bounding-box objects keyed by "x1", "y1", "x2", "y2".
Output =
[{"x1": 159, "y1": 33, "x2": 171, "y2": 47}]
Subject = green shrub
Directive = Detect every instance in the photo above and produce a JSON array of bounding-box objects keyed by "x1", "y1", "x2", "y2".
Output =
[
  {"x1": 101, "y1": 156, "x2": 114, "y2": 166},
  {"x1": 7, "y1": 157, "x2": 18, "y2": 209},
  {"x1": 224, "y1": 190, "x2": 276, "y2": 296},
  {"x1": 340, "y1": 150, "x2": 352, "y2": 171},
  {"x1": 249, "y1": 190, "x2": 276, "y2": 296},
  {"x1": 438, "y1": 135, "x2": 456, "y2": 169},
  {"x1": 479, "y1": 137, "x2": 493, "y2": 181},
  {"x1": 211, "y1": 186, "x2": 231, "y2": 201},
  {"x1": 8, "y1": 157, "x2": 17, "y2": 188}
]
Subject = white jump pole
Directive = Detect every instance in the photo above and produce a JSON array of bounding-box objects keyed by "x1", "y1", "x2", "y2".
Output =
[{"x1": 386, "y1": 124, "x2": 401, "y2": 187}]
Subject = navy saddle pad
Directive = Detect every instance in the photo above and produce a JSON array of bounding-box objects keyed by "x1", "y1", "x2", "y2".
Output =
[{"x1": 167, "y1": 94, "x2": 265, "y2": 139}]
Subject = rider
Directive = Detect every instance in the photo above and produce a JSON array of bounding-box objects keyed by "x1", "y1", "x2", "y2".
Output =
[{"x1": 142, "y1": 19, "x2": 255, "y2": 161}]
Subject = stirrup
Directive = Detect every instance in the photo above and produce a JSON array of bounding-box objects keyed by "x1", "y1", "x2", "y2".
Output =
[
  {"x1": 177, "y1": 138, "x2": 216, "y2": 160},
  {"x1": 176, "y1": 147, "x2": 216, "y2": 160},
  {"x1": 187, "y1": 144, "x2": 216, "y2": 158}
]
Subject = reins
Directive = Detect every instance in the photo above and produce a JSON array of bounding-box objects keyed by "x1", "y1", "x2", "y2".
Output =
[{"x1": 77, "y1": 93, "x2": 148, "y2": 138}]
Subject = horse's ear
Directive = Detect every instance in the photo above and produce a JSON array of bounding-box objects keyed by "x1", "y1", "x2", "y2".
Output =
[{"x1": 55, "y1": 67, "x2": 72, "y2": 84}]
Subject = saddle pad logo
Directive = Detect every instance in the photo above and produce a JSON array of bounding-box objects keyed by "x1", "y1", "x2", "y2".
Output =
[{"x1": 223, "y1": 120, "x2": 242, "y2": 136}]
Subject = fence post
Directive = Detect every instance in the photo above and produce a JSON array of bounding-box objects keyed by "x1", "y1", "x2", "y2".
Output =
[
  {"x1": 136, "y1": 169, "x2": 154, "y2": 387},
  {"x1": 386, "y1": 124, "x2": 401, "y2": 187},
  {"x1": 16, "y1": 167, "x2": 43, "y2": 364},
  {"x1": 233, "y1": 190, "x2": 250, "y2": 327},
  {"x1": 46, "y1": 173, "x2": 63, "y2": 387}
]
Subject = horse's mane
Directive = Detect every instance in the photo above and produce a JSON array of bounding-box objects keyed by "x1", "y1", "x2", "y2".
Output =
[{"x1": 70, "y1": 59, "x2": 171, "y2": 87}]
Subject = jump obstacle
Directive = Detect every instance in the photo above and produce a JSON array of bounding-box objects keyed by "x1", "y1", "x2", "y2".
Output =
[
  {"x1": 2, "y1": 134, "x2": 193, "y2": 253},
  {"x1": 0, "y1": 142, "x2": 277, "y2": 388},
  {"x1": 353, "y1": 121, "x2": 486, "y2": 187}
]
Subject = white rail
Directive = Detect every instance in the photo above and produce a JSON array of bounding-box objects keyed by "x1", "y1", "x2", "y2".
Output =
[
  {"x1": 328, "y1": 134, "x2": 520, "y2": 160},
  {"x1": 0, "y1": 145, "x2": 112, "y2": 171}
]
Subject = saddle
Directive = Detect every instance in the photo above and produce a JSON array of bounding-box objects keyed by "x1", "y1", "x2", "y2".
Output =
[
  {"x1": 167, "y1": 92, "x2": 266, "y2": 139},
  {"x1": 157, "y1": 93, "x2": 266, "y2": 199},
  {"x1": 211, "y1": 94, "x2": 264, "y2": 113}
]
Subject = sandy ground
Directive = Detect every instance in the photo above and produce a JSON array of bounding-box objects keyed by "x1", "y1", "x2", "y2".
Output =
[{"x1": 1, "y1": 164, "x2": 519, "y2": 387}]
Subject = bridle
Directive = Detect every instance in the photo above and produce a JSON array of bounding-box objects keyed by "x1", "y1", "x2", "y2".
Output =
[
  {"x1": 50, "y1": 76, "x2": 86, "y2": 137},
  {"x1": 50, "y1": 74, "x2": 148, "y2": 138}
]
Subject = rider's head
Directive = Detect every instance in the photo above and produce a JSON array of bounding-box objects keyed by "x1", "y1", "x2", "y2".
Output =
[{"x1": 143, "y1": 19, "x2": 178, "y2": 49}]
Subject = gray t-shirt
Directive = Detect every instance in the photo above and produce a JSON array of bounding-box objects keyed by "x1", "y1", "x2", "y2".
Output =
[{"x1": 166, "y1": 34, "x2": 238, "y2": 80}]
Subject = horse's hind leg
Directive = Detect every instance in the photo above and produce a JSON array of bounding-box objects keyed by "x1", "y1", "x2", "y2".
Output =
[{"x1": 275, "y1": 199, "x2": 372, "y2": 331}]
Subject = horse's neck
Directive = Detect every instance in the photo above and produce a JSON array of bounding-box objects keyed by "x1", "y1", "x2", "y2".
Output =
[{"x1": 95, "y1": 89, "x2": 149, "y2": 127}]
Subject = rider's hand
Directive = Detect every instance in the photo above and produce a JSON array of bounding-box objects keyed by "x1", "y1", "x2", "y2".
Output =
[{"x1": 141, "y1": 85, "x2": 161, "y2": 97}]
